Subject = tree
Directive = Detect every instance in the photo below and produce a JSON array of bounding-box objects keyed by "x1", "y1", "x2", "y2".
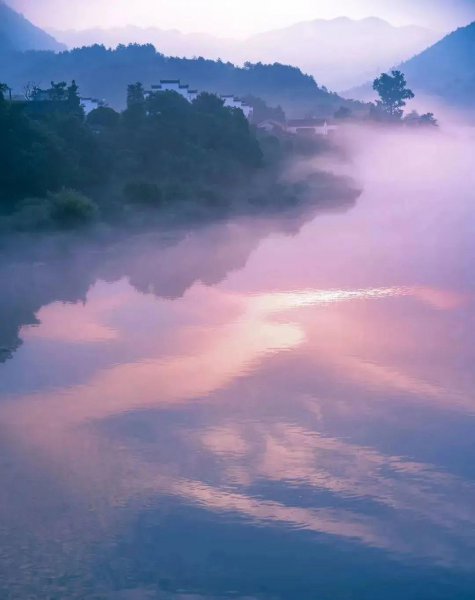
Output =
[
  {"x1": 243, "y1": 95, "x2": 286, "y2": 124},
  {"x1": 124, "y1": 82, "x2": 146, "y2": 127},
  {"x1": 419, "y1": 112, "x2": 438, "y2": 127},
  {"x1": 48, "y1": 81, "x2": 68, "y2": 102},
  {"x1": 0, "y1": 100, "x2": 68, "y2": 205},
  {"x1": 126, "y1": 82, "x2": 145, "y2": 110},
  {"x1": 48, "y1": 189, "x2": 98, "y2": 229},
  {"x1": 334, "y1": 106, "x2": 352, "y2": 120},
  {"x1": 67, "y1": 80, "x2": 82, "y2": 114},
  {"x1": 0, "y1": 83, "x2": 8, "y2": 101},
  {"x1": 123, "y1": 182, "x2": 163, "y2": 207},
  {"x1": 404, "y1": 110, "x2": 438, "y2": 128},
  {"x1": 24, "y1": 82, "x2": 39, "y2": 101},
  {"x1": 87, "y1": 106, "x2": 120, "y2": 128},
  {"x1": 192, "y1": 92, "x2": 226, "y2": 115},
  {"x1": 373, "y1": 70, "x2": 414, "y2": 120},
  {"x1": 146, "y1": 89, "x2": 191, "y2": 119}
]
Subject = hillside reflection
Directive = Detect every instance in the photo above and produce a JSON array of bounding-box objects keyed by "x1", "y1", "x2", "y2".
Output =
[{"x1": 0, "y1": 199, "x2": 353, "y2": 365}]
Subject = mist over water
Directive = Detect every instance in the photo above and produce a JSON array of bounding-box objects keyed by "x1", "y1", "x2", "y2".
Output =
[{"x1": 1, "y1": 124, "x2": 475, "y2": 599}]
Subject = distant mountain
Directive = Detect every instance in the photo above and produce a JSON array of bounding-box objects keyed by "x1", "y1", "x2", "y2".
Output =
[
  {"x1": 0, "y1": 1, "x2": 64, "y2": 52},
  {"x1": 245, "y1": 17, "x2": 441, "y2": 91},
  {"x1": 399, "y1": 21, "x2": 475, "y2": 107},
  {"x1": 51, "y1": 17, "x2": 441, "y2": 91},
  {"x1": 49, "y1": 25, "x2": 232, "y2": 60}
]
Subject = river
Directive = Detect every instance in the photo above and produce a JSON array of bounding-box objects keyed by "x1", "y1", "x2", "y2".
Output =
[{"x1": 1, "y1": 126, "x2": 475, "y2": 599}]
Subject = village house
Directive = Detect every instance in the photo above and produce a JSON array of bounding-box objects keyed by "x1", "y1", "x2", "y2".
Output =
[
  {"x1": 286, "y1": 118, "x2": 337, "y2": 136},
  {"x1": 220, "y1": 95, "x2": 253, "y2": 119},
  {"x1": 149, "y1": 80, "x2": 195, "y2": 102},
  {"x1": 146, "y1": 80, "x2": 254, "y2": 119},
  {"x1": 256, "y1": 119, "x2": 286, "y2": 133},
  {"x1": 187, "y1": 89, "x2": 199, "y2": 102},
  {"x1": 257, "y1": 117, "x2": 338, "y2": 137},
  {"x1": 151, "y1": 80, "x2": 187, "y2": 98}
]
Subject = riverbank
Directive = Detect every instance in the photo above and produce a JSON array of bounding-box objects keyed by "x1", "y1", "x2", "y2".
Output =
[{"x1": 0, "y1": 86, "x2": 360, "y2": 236}]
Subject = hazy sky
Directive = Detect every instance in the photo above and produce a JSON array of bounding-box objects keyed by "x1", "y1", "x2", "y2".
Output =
[{"x1": 7, "y1": 0, "x2": 475, "y2": 35}]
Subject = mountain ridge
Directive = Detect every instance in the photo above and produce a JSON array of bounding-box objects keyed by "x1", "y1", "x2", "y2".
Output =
[
  {"x1": 400, "y1": 20, "x2": 475, "y2": 104},
  {"x1": 0, "y1": 1, "x2": 65, "y2": 51},
  {"x1": 50, "y1": 17, "x2": 441, "y2": 91},
  {"x1": 0, "y1": 43, "x2": 363, "y2": 118},
  {"x1": 345, "y1": 21, "x2": 475, "y2": 109}
]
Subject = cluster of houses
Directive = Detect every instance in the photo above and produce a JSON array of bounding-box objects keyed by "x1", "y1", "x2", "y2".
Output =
[
  {"x1": 9, "y1": 77, "x2": 338, "y2": 137},
  {"x1": 146, "y1": 80, "x2": 336, "y2": 136},
  {"x1": 145, "y1": 79, "x2": 253, "y2": 119},
  {"x1": 22, "y1": 78, "x2": 254, "y2": 119}
]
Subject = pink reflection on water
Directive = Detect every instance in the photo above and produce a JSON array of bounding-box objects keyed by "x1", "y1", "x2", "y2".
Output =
[{"x1": 2, "y1": 126, "x2": 475, "y2": 573}]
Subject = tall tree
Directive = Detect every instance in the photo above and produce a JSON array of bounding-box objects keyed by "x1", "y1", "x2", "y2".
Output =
[
  {"x1": 126, "y1": 82, "x2": 145, "y2": 110},
  {"x1": 67, "y1": 80, "x2": 80, "y2": 107},
  {"x1": 0, "y1": 83, "x2": 8, "y2": 99},
  {"x1": 48, "y1": 81, "x2": 68, "y2": 102},
  {"x1": 124, "y1": 82, "x2": 146, "y2": 127},
  {"x1": 373, "y1": 70, "x2": 414, "y2": 120}
]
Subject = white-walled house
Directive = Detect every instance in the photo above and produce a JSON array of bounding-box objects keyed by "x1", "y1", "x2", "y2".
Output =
[
  {"x1": 286, "y1": 119, "x2": 337, "y2": 136},
  {"x1": 146, "y1": 80, "x2": 253, "y2": 119},
  {"x1": 187, "y1": 89, "x2": 199, "y2": 102},
  {"x1": 150, "y1": 80, "x2": 191, "y2": 100},
  {"x1": 220, "y1": 95, "x2": 237, "y2": 108},
  {"x1": 220, "y1": 95, "x2": 253, "y2": 119},
  {"x1": 238, "y1": 102, "x2": 253, "y2": 120},
  {"x1": 256, "y1": 118, "x2": 339, "y2": 137}
]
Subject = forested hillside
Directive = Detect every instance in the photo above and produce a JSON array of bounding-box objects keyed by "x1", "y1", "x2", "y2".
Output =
[
  {"x1": 0, "y1": 43, "x2": 360, "y2": 116},
  {"x1": 400, "y1": 21, "x2": 475, "y2": 107}
]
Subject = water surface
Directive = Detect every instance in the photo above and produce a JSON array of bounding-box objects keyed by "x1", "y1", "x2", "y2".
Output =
[{"x1": 1, "y1": 127, "x2": 475, "y2": 599}]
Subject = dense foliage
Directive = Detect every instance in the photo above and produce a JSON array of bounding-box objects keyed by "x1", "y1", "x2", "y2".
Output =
[
  {"x1": 243, "y1": 95, "x2": 286, "y2": 124},
  {"x1": 0, "y1": 81, "x2": 265, "y2": 229},
  {"x1": 372, "y1": 70, "x2": 415, "y2": 119}
]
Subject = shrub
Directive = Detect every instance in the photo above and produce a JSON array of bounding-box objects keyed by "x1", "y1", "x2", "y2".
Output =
[{"x1": 48, "y1": 188, "x2": 99, "y2": 229}]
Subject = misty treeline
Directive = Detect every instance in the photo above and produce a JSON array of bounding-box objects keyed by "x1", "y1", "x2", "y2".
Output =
[
  {"x1": 0, "y1": 80, "x2": 355, "y2": 232},
  {"x1": 371, "y1": 70, "x2": 437, "y2": 126},
  {"x1": 0, "y1": 43, "x2": 361, "y2": 116}
]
